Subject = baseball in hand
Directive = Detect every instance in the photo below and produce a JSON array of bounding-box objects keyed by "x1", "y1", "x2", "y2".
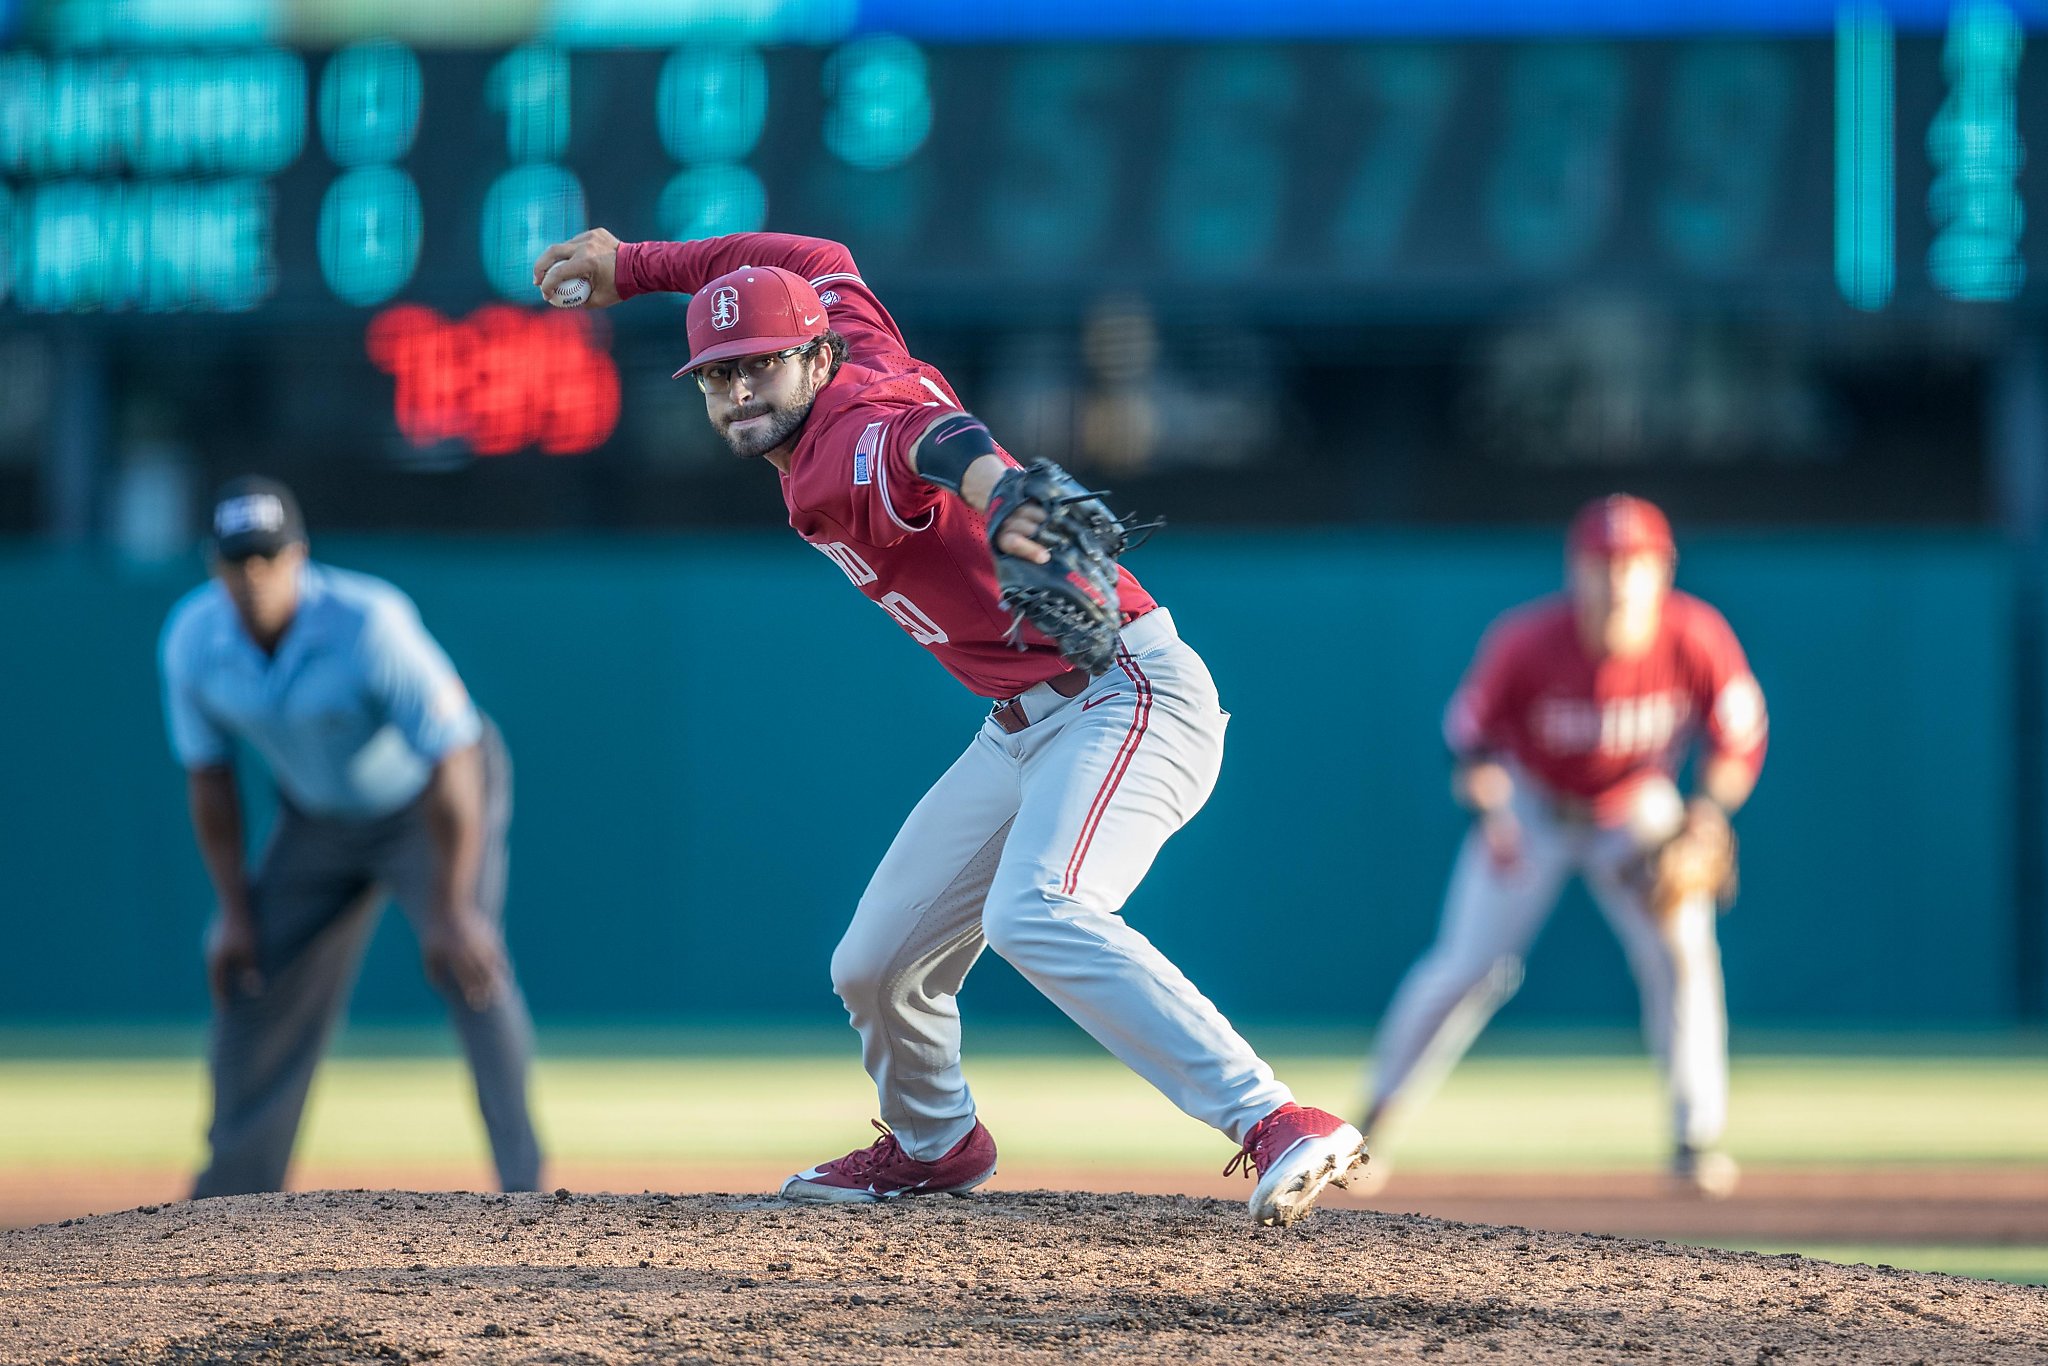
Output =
[
  {"x1": 551, "y1": 277, "x2": 591, "y2": 308},
  {"x1": 1624, "y1": 775, "x2": 1686, "y2": 848}
]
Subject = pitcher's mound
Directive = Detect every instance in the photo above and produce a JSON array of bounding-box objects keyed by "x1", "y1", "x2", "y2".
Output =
[{"x1": 4, "y1": 1189, "x2": 2043, "y2": 1363}]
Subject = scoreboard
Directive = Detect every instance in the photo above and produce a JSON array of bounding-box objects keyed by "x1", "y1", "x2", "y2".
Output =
[
  {"x1": 1, "y1": 24, "x2": 2042, "y2": 319},
  {"x1": 0, "y1": 13, "x2": 2026, "y2": 527}
]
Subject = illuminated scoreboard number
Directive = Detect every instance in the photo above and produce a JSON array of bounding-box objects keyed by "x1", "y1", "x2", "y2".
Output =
[
  {"x1": 1926, "y1": 0, "x2": 2025, "y2": 302},
  {"x1": 1327, "y1": 48, "x2": 1461, "y2": 272},
  {"x1": 481, "y1": 43, "x2": 584, "y2": 301},
  {"x1": 1155, "y1": 50, "x2": 1300, "y2": 272},
  {"x1": 657, "y1": 45, "x2": 768, "y2": 241},
  {"x1": 981, "y1": 51, "x2": 1124, "y2": 268},
  {"x1": 316, "y1": 40, "x2": 422, "y2": 306},
  {"x1": 1657, "y1": 45, "x2": 1795, "y2": 276}
]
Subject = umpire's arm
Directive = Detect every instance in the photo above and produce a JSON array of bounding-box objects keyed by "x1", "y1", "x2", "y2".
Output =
[
  {"x1": 184, "y1": 764, "x2": 263, "y2": 1002},
  {"x1": 161, "y1": 609, "x2": 263, "y2": 1002},
  {"x1": 417, "y1": 741, "x2": 508, "y2": 1010},
  {"x1": 184, "y1": 766, "x2": 248, "y2": 918}
]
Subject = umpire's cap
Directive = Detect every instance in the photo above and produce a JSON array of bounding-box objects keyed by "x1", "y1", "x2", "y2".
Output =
[
  {"x1": 674, "y1": 265, "x2": 830, "y2": 378},
  {"x1": 210, "y1": 476, "x2": 307, "y2": 560},
  {"x1": 1568, "y1": 494, "x2": 1674, "y2": 561}
]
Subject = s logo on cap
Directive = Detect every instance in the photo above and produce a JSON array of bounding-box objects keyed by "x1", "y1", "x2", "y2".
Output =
[{"x1": 711, "y1": 286, "x2": 740, "y2": 331}]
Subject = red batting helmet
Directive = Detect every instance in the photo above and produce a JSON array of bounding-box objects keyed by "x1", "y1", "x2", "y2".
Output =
[
  {"x1": 673, "y1": 265, "x2": 830, "y2": 379},
  {"x1": 1568, "y1": 494, "x2": 1675, "y2": 560}
]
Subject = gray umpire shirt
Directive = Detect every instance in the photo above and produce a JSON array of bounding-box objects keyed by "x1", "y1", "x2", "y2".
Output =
[{"x1": 158, "y1": 562, "x2": 483, "y2": 818}]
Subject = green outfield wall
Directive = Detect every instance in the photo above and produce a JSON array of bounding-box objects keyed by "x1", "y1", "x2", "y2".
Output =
[{"x1": 0, "y1": 531, "x2": 2024, "y2": 1028}]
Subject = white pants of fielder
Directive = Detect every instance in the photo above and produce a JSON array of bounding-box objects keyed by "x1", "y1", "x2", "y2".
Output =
[
  {"x1": 1369, "y1": 771, "x2": 1728, "y2": 1152},
  {"x1": 831, "y1": 608, "x2": 1295, "y2": 1161}
]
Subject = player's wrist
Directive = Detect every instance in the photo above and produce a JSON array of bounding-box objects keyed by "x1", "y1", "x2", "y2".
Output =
[
  {"x1": 1455, "y1": 757, "x2": 1513, "y2": 814},
  {"x1": 610, "y1": 240, "x2": 641, "y2": 299},
  {"x1": 211, "y1": 888, "x2": 254, "y2": 923},
  {"x1": 1686, "y1": 792, "x2": 1729, "y2": 821},
  {"x1": 433, "y1": 891, "x2": 484, "y2": 925}
]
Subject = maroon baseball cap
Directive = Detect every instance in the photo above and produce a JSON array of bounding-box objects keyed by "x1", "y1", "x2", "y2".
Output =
[
  {"x1": 1568, "y1": 494, "x2": 1675, "y2": 560},
  {"x1": 673, "y1": 264, "x2": 830, "y2": 378}
]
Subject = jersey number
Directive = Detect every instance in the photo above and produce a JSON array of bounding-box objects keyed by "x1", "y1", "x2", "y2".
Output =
[
  {"x1": 815, "y1": 541, "x2": 950, "y2": 645},
  {"x1": 879, "y1": 592, "x2": 948, "y2": 645}
]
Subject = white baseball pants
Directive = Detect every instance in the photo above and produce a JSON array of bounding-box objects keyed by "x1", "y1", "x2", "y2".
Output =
[
  {"x1": 1369, "y1": 771, "x2": 1729, "y2": 1151},
  {"x1": 830, "y1": 608, "x2": 1295, "y2": 1160}
]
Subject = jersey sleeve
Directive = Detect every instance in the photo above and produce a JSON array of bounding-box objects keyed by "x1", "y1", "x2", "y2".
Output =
[
  {"x1": 1680, "y1": 597, "x2": 1769, "y2": 776},
  {"x1": 835, "y1": 405, "x2": 948, "y2": 545},
  {"x1": 614, "y1": 232, "x2": 913, "y2": 366},
  {"x1": 1443, "y1": 614, "x2": 1528, "y2": 758},
  {"x1": 158, "y1": 606, "x2": 232, "y2": 769},
  {"x1": 837, "y1": 398, "x2": 1024, "y2": 547},
  {"x1": 359, "y1": 600, "x2": 483, "y2": 763}
]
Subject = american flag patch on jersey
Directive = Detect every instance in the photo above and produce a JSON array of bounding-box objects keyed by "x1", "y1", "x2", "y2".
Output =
[{"x1": 853, "y1": 421, "x2": 885, "y2": 485}]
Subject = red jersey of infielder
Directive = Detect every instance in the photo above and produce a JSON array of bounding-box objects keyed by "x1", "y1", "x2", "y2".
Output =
[
  {"x1": 1445, "y1": 592, "x2": 1767, "y2": 824},
  {"x1": 1367, "y1": 495, "x2": 1766, "y2": 1197},
  {"x1": 550, "y1": 229, "x2": 1363, "y2": 1224}
]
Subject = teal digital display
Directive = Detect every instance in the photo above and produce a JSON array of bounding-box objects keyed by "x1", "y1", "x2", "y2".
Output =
[{"x1": 0, "y1": 32, "x2": 2038, "y2": 317}]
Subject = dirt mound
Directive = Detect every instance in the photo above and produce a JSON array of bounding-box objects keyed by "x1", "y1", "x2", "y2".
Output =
[{"x1": 3, "y1": 1190, "x2": 2043, "y2": 1364}]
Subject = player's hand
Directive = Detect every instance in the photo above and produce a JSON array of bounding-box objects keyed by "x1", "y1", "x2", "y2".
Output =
[
  {"x1": 205, "y1": 909, "x2": 263, "y2": 1004},
  {"x1": 993, "y1": 505, "x2": 1052, "y2": 565},
  {"x1": 1682, "y1": 794, "x2": 1731, "y2": 845},
  {"x1": 1479, "y1": 809, "x2": 1524, "y2": 874},
  {"x1": 533, "y1": 227, "x2": 624, "y2": 308},
  {"x1": 423, "y1": 905, "x2": 509, "y2": 1012}
]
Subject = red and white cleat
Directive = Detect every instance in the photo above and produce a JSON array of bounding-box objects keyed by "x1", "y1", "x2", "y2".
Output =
[
  {"x1": 1225, "y1": 1103, "x2": 1370, "y2": 1227},
  {"x1": 780, "y1": 1120, "x2": 998, "y2": 1204}
]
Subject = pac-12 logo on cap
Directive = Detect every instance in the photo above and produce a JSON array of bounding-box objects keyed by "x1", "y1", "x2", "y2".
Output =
[{"x1": 710, "y1": 286, "x2": 740, "y2": 331}]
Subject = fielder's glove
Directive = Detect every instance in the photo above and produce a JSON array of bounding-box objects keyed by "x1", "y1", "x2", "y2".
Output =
[
  {"x1": 983, "y1": 460, "x2": 1145, "y2": 676},
  {"x1": 1646, "y1": 802, "x2": 1739, "y2": 924}
]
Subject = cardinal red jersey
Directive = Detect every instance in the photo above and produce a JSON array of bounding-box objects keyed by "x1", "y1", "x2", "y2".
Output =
[
  {"x1": 1442, "y1": 591, "x2": 1767, "y2": 824},
  {"x1": 617, "y1": 232, "x2": 1155, "y2": 699}
]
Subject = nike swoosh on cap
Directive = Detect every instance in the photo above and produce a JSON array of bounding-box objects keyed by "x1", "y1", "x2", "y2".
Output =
[{"x1": 803, "y1": 313, "x2": 822, "y2": 325}]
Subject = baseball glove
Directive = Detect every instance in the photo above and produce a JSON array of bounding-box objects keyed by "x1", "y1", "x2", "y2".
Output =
[
  {"x1": 983, "y1": 460, "x2": 1141, "y2": 676},
  {"x1": 1646, "y1": 806, "x2": 1739, "y2": 923}
]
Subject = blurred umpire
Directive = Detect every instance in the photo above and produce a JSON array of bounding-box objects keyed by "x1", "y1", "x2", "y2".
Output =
[{"x1": 158, "y1": 477, "x2": 542, "y2": 1197}]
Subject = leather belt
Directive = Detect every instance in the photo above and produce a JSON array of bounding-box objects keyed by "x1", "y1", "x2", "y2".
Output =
[
  {"x1": 1545, "y1": 793, "x2": 1598, "y2": 825},
  {"x1": 991, "y1": 669, "x2": 1092, "y2": 735}
]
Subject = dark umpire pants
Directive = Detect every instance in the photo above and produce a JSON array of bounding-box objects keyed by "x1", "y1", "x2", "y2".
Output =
[{"x1": 192, "y1": 720, "x2": 542, "y2": 1197}]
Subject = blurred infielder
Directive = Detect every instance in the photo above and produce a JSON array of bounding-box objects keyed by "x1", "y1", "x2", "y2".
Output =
[
  {"x1": 159, "y1": 478, "x2": 542, "y2": 1197},
  {"x1": 533, "y1": 228, "x2": 1364, "y2": 1225},
  {"x1": 1363, "y1": 495, "x2": 1767, "y2": 1196}
]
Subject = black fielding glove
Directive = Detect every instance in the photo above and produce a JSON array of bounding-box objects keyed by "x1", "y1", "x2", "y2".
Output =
[{"x1": 983, "y1": 460, "x2": 1136, "y2": 676}]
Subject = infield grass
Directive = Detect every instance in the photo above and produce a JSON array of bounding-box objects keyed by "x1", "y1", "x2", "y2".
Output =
[
  {"x1": 1711, "y1": 1245, "x2": 2048, "y2": 1287},
  {"x1": 7, "y1": 1024, "x2": 2046, "y2": 1170}
]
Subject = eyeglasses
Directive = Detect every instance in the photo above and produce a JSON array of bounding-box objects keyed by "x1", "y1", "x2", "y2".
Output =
[{"x1": 693, "y1": 342, "x2": 820, "y2": 394}]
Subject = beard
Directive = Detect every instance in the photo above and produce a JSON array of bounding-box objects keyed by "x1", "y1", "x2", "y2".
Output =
[{"x1": 716, "y1": 377, "x2": 819, "y2": 460}]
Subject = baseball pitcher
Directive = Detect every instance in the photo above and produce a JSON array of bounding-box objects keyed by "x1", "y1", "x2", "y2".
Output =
[
  {"x1": 1363, "y1": 495, "x2": 1767, "y2": 1197},
  {"x1": 532, "y1": 229, "x2": 1364, "y2": 1225}
]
